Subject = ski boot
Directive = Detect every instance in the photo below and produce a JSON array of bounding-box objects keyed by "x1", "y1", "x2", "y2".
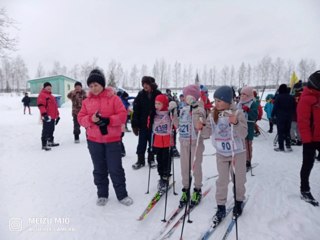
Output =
[
  {"x1": 157, "y1": 177, "x2": 168, "y2": 194},
  {"x1": 213, "y1": 205, "x2": 226, "y2": 223},
  {"x1": 148, "y1": 153, "x2": 157, "y2": 169},
  {"x1": 190, "y1": 188, "x2": 202, "y2": 207},
  {"x1": 246, "y1": 161, "x2": 251, "y2": 172},
  {"x1": 171, "y1": 146, "x2": 180, "y2": 158},
  {"x1": 233, "y1": 200, "x2": 243, "y2": 218},
  {"x1": 179, "y1": 188, "x2": 189, "y2": 208},
  {"x1": 132, "y1": 154, "x2": 145, "y2": 170}
]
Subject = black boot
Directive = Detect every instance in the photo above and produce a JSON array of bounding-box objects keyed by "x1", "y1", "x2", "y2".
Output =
[
  {"x1": 74, "y1": 134, "x2": 80, "y2": 143},
  {"x1": 148, "y1": 153, "x2": 157, "y2": 168},
  {"x1": 246, "y1": 161, "x2": 251, "y2": 172},
  {"x1": 233, "y1": 201, "x2": 243, "y2": 218},
  {"x1": 41, "y1": 138, "x2": 51, "y2": 151},
  {"x1": 171, "y1": 146, "x2": 180, "y2": 158},
  {"x1": 48, "y1": 137, "x2": 59, "y2": 147},
  {"x1": 213, "y1": 205, "x2": 226, "y2": 223},
  {"x1": 132, "y1": 154, "x2": 145, "y2": 170}
]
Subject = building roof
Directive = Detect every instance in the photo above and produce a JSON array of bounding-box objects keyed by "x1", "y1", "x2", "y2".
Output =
[{"x1": 27, "y1": 75, "x2": 77, "y2": 83}]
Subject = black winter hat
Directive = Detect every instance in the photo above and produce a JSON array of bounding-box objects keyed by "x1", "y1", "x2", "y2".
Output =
[
  {"x1": 141, "y1": 76, "x2": 155, "y2": 86},
  {"x1": 87, "y1": 69, "x2": 106, "y2": 88},
  {"x1": 278, "y1": 84, "x2": 288, "y2": 94},
  {"x1": 307, "y1": 70, "x2": 320, "y2": 91},
  {"x1": 214, "y1": 86, "x2": 233, "y2": 104},
  {"x1": 43, "y1": 82, "x2": 52, "y2": 88},
  {"x1": 74, "y1": 81, "x2": 82, "y2": 88}
]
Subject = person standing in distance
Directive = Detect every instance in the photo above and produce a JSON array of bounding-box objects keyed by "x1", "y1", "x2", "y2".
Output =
[
  {"x1": 67, "y1": 81, "x2": 87, "y2": 143},
  {"x1": 37, "y1": 82, "x2": 60, "y2": 151}
]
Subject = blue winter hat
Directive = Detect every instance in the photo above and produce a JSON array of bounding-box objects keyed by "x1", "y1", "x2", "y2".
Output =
[{"x1": 214, "y1": 86, "x2": 233, "y2": 104}]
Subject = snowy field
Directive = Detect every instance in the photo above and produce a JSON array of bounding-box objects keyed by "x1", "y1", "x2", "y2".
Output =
[{"x1": 1, "y1": 92, "x2": 320, "y2": 240}]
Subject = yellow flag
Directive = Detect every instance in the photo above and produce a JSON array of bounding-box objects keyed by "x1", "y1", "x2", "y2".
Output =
[{"x1": 289, "y1": 71, "x2": 299, "y2": 89}]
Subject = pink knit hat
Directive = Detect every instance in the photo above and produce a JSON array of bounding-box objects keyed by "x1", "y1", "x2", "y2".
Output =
[
  {"x1": 240, "y1": 86, "x2": 254, "y2": 103},
  {"x1": 183, "y1": 84, "x2": 200, "y2": 101}
]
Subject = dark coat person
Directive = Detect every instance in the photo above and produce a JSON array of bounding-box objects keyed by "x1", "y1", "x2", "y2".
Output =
[{"x1": 272, "y1": 84, "x2": 295, "y2": 151}]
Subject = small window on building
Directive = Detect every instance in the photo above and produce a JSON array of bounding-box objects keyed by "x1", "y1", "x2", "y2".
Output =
[{"x1": 67, "y1": 84, "x2": 70, "y2": 91}]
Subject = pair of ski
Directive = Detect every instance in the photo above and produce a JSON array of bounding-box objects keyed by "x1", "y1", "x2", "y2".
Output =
[
  {"x1": 138, "y1": 182, "x2": 174, "y2": 221},
  {"x1": 199, "y1": 197, "x2": 249, "y2": 240},
  {"x1": 151, "y1": 187, "x2": 212, "y2": 240}
]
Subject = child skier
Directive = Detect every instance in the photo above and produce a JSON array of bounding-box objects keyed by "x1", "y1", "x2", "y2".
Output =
[
  {"x1": 202, "y1": 86, "x2": 248, "y2": 221},
  {"x1": 264, "y1": 94, "x2": 274, "y2": 133},
  {"x1": 151, "y1": 94, "x2": 178, "y2": 192},
  {"x1": 178, "y1": 84, "x2": 206, "y2": 208},
  {"x1": 237, "y1": 86, "x2": 258, "y2": 170}
]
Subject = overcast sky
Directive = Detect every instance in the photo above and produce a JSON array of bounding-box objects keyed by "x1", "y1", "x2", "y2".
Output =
[{"x1": 2, "y1": 0, "x2": 320, "y2": 77}]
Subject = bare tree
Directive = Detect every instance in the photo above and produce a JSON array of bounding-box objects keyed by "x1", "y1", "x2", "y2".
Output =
[
  {"x1": 209, "y1": 67, "x2": 217, "y2": 88},
  {"x1": 158, "y1": 59, "x2": 167, "y2": 90},
  {"x1": 1, "y1": 57, "x2": 11, "y2": 92},
  {"x1": 230, "y1": 65, "x2": 235, "y2": 86},
  {"x1": 80, "y1": 59, "x2": 97, "y2": 87},
  {"x1": 68, "y1": 64, "x2": 80, "y2": 80},
  {"x1": 13, "y1": 55, "x2": 28, "y2": 91},
  {"x1": 195, "y1": 72, "x2": 200, "y2": 85},
  {"x1": 220, "y1": 66, "x2": 229, "y2": 86},
  {"x1": 298, "y1": 59, "x2": 308, "y2": 82},
  {"x1": 272, "y1": 57, "x2": 284, "y2": 87},
  {"x1": 130, "y1": 65, "x2": 139, "y2": 89},
  {"x1": 182, "y1": 67, "x2": 188, "y2": 87},
  {"x1": 298, "y1": 58, "x2": 317, "y2": 82},
  {"x1": 284, "y1": 60, "x2": 295, "y2": 85},
  {"x1": 173, "y1": 61, "x2": 181, "y2": 89},
  {"x1": 0, "y1": 8, "x2": 17, "y2": 56},
  {"x1": 259, "y1": 56, "x2": 272, "y2": 87},
  {"x1": 187, "y1": 64, "x2": 193, "y2": 85},
  {"x1": 202, "y1": 65, "x2": 208, "y2": 86},
  {"x1": 50, "y1": 61, "x2": 67, "y2": 76},
  {"x1": 238, "y1": 62, "x2": 246, "y2": 88},
  {"x1": 246, "y1": 64, "x2": 252, "y2": 86},
  {"x1": 140, "y1": 64, "x2": 148, "y2": 79},
  {"x1": 36, "y1": 63, "x2": 46, "y2": 78}
]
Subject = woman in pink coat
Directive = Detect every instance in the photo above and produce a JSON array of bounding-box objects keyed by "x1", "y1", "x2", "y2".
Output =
[{"x1": 78, "y1": 69, "x2": 133, "y2": 207}]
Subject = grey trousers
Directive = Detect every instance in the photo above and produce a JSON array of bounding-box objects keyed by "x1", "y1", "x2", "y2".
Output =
[{"x1": 215, "y1": 151, "x2": 247, "y2": 205}]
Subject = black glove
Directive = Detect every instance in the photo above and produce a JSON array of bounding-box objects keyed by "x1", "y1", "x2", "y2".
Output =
[
  {"x1": 95, "y1": 117, "x2": 110, "y2": 127},
  {"x1": 55, "y1": 117, "x2": 60, "y2": 125},
  {"x1": 95, "y1": 113, "x2": 110, "y2": 135},
  {"x1": 132, "y1": 127, "x2": 139, "y2": 136},
  {"x1": 42, "y1": 114, "x2": 51, "y2": 122}
]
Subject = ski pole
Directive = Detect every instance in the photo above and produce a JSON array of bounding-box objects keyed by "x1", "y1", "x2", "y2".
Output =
[
  {"x1": 145, "y1": 164, "x2": 151, "y2": 194},
  {"x1": 169, "y1": 110, "x2": 178, "y2": 195},
  {"x1": 146, "y1": 130, "x2": 155, "y2": 194}
]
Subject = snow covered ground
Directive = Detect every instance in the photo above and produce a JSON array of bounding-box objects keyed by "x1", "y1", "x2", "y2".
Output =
[{"x1": 1, "y1": 92, "x2": 320, "y2": 240}]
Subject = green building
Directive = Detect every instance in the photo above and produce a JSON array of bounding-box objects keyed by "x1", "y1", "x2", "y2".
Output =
[{"x1": 27, "y1": 75, "x2": 77, "y2": 107}]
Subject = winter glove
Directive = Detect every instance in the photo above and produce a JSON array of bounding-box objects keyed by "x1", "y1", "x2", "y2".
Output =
[
  {"x1": 95, "y1": 113, "x2": 110, "y2": 135},
  {"x1": 55, "y1": 117, "x2": 60, "y2": 125},
  {"x1": 42, "y1": 114, "x2": 51, "y2": 122},
  {"x1": 95, "y1": 117, "x2": 110, "y2": 127},
  {"x1": 242, "y1": 105, "x2": 250, "y2": 112},
  {"x1": 132, "y1": 127, "x2": 139, "y2": 136},
  {"x1": 168, "y1": 101, "x2": 177, "y2": 111},
  {"x1": 185, "y1": 95, "x2": 197, "y2": 106}
]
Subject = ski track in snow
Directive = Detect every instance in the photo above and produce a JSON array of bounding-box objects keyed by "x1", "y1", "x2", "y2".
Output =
[{"x1": 1, "y1": 93, "x2": 320, "y2": 240}]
